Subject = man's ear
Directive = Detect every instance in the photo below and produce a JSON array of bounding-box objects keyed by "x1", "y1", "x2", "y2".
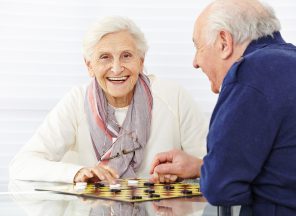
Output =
[
  {"x1": 217, "y1": 30, "x2": 233, "y2": 60},
  {"x1": 84, "y1": 58, "x2": 95, "y2": 77}
]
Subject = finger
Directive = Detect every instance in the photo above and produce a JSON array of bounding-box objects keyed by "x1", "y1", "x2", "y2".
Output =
[
  {"x1": 149, "y1": 171, "x2": 159, "y2": 183},
  {"x1": 153, "y1": 171, "x2": 160, "y2": 183},
  {"x1": 153, "y1": 177, "x2": 160, "y2": 184},
  {"x1": 76, "y1": 174, "x2": 88, "y2": 183},
  {"x1": 164, "y1": 174, "x2": 171, "y2": 179},
  {"x1": 149, "y1": 175, "x2": 157, "y2": 183},
  {"x1": 159, "y1": 174, "x2": 165, "y2": 183},
  {"x1": 90, "y1": 167, "x2": 107, "y2": 181},
  {"x1": 74, "y1": 168, "x2": 85, "y2": 182},
  {"x1": 75, "y1": 169, "x2": 93, "y2": 182},
  {"x1": 154, "y1": 163, "x2": 179, "y2": 176},
  {"x1": 88, "y1": 175, "x2": 100, "y2": 183},
  {"x1": 164, "y1": 174, "x2": 171, "y2": 183},
  {"x1": 149, "y1": 157, "x2": 160, "y2": 174},
  {"x1": 148, "y1": 176, "x2": 155, "y2": 183},
  {"x1": 149, "y1": 151, "x2": 175, "y2": 174},
  {"x1": 83, "y1": 169, "x2": 94, "y2": 178},
  {"x1": 77, "y1": 175, "x2": 85, "y2": 182},
  {"x1": 102, "y1": 169, "x2": 117, "y2": 184},
  {"x1": 100, "y1": 165, "x2": 119, "y2": 178},
  {"x1": 170, "y1": 175, "x2": 178, "y2": 182},
  {"x1": 92, "y1": 167, "x2": 116, "y2": 184},
  {"x1": 75, "y1": 175, "x2": 82, "y2": 183}
]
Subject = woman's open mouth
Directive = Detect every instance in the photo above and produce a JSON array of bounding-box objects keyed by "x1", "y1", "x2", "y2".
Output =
[{"x1": 107, "y1": 76, "x2": 130, "y2": 84}]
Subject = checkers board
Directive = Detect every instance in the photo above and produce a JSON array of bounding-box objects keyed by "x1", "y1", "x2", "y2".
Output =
[{"x1": 35, "y1": 178, "x2": 201, "y2": 203}]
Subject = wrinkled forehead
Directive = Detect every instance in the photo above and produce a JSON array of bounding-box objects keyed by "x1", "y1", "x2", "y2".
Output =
[
  {"x1": 193, "y1": 3, "x2": 214, "y2": 42},
  {"x1": 193, "y1": 16, "x2": 205, "y2": 43},
  {"x1": 97, "y1": 31, "x2": 137, "y2": 48}
]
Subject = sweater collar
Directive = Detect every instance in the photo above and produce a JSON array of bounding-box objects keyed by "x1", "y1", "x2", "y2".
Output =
[
  {"x1": 243, "y1": 31, "x2": 285, "y2": 56},
  {"x1": 220, "y1": 32, "x2": 285, "y2": 92}
]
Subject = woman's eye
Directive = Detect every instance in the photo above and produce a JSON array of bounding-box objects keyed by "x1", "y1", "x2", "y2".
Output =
[
  {"x1": 100, "y1": 55, "x2": 109, "y2": 59},
  {"x1": 123, "y1": 53, "x2": 132, "y2": 58}
]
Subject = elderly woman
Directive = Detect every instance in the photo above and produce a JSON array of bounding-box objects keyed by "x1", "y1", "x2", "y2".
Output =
[{"x1": 9, "y1": 17, "x2": 208, "y2": 183}]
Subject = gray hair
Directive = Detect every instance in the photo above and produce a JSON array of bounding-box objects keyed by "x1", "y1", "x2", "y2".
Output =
[
  {"x1": 204, "y1": 0, "x2": 281, "y2": 45},
  {"x1": 83, "y1": 16, "x2": 148, "y2": 61}
]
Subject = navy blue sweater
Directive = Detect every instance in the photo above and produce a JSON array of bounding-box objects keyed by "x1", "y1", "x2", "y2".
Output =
[{"x1": 200, "y1": 32, "x2": 296, "y2": 216}]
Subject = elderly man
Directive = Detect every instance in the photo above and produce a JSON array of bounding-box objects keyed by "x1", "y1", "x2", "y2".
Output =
[{"x1": 150, "y1": 0, "x2": 296, "y2": 215}]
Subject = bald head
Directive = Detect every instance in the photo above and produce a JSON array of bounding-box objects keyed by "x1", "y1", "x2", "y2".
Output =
[
  {"x1": 192, "y1": 0, "x2": 280, "y2": 94},
  {"x1": 195, "y1": 0, "x2": 281, "y2": 46},
  {"x1": 209, "y1": 0, "x2": 269, "y2": 14}
]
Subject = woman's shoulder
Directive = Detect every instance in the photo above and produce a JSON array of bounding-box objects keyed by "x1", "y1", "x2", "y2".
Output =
[
  {"x1": 64, "y1": 85, "x2": 87, "y2": 100},
  {"x1": 149, "y1": 74, "x2": 183, "y2": 94},
  {"x1": 54, "y1": 84, "x2": 88, "y2": 111},
  {"x1": 148, "y1": 74, "x2": 197, "y2": 108}
]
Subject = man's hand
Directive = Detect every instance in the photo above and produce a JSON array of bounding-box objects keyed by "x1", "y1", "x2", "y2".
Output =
[
  {"x1": 74, "y1": 164, "x2": 119, "y2": 184},
  {"x1": 149, "y1": 149, "x2": 203, "y2": 182},
  {"x1": 152, "y1": 171, "x2": 178, "y2": 184}
]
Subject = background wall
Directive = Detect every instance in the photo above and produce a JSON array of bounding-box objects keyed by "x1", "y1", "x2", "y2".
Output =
[{"x1": 0, "y1": 0, "x2": 295, "y2": 182}]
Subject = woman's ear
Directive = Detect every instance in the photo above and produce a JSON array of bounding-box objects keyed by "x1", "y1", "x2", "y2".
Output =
[
  {"x1": 84, "y1": 58, "x2": 95, "y2": 77},
  {"x1": 217, "y1": 30, "x2": 233, "y2": 60},
  {"x1": 139, "y1": 56, "x2": 145, "y2": 73}
]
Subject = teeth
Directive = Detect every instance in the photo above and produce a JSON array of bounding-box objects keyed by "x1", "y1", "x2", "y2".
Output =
[{"x1": 108, "y1": 76, "x2": 128, "y2": 81}]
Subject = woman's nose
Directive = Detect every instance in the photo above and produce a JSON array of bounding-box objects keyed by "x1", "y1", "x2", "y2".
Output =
[{"x1": 111, "y1": 60, "x2": 124, "y2": 74}]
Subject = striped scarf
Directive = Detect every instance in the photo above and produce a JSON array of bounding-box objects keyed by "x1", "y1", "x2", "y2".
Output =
[{"x1": 84, "y1": 74, "x2": 153, "y2": 178}]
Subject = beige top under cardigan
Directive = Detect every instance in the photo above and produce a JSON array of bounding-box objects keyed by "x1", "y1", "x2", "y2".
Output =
[{"x1": 9, "y1": 75, "x2": 208, "y2": 183}]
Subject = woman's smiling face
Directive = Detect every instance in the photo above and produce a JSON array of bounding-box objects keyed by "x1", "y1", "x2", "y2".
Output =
[{"x1": 86, "y1": 30, "x2": 144, "y2": 107}]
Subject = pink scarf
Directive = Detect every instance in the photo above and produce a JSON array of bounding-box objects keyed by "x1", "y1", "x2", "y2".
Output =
[{"x1": 84, "y1": 74, "x2": 153, "y2": 178}]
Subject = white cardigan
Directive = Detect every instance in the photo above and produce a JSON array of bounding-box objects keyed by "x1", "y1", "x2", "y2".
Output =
[{"x1": 9, "y1": 75, "x2": 208, "y2": 183}]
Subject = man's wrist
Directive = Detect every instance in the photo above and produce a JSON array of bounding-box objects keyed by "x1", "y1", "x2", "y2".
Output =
[{"x1": 193, "y1": 158, "x2": 203, "y2": 178}]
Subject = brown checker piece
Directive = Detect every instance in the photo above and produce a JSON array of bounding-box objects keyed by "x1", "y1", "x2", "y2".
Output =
[{"x1": 35, "y1": 178, "x2": 202, "y2": 203}]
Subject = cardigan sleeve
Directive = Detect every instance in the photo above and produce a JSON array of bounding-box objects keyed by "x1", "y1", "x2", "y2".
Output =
[
  {"x1": 201, "y1": 83, "x2": 277, "y2": 205},
  {"x1": 9, "y1": 87, "x2": 84, "y2": 183},
  {"x1": 178, "y1": 86, "x2": 208, "y2": 159}
]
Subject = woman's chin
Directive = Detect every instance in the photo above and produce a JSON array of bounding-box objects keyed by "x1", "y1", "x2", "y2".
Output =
[{"x1": 104, "y1": 89, "x2": 134, "y2": 107}]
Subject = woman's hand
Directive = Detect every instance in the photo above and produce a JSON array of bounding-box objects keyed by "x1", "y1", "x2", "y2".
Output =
[{"x1": 74, "y1": 164, "x2": 119, "y2": 184}]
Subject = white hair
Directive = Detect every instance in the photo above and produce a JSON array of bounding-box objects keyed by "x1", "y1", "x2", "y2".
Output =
[
  {"x1": 83, "y1": 16, "x2": 148, "y2": 61},
  {"x1": 204, "y1": 0, "x2": 281, "y2": 45}
]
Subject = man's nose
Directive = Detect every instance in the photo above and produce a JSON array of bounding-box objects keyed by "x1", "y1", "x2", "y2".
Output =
[
  {"x1": 193, "y1": 52, "x2": 200, "y2": 69},
  {"x1": 193, "y1": 58, "x2": 200, "y2": 69}
]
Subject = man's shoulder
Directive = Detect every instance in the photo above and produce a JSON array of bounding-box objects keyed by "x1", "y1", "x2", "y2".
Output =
[
  {"x1": 231, "y1": 41, "x2": 295, "y2": 77},
  {"x1": 243, "y1": 42, "x2": 296, "y2": 67},
  {"x1": 223, "y1": 42, "x2": 296, "y2": 98}
]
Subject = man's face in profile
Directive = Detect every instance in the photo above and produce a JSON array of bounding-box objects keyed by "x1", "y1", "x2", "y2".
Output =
[{"x1": 192, "y1": 17, "x2": 222, "y2": 94}]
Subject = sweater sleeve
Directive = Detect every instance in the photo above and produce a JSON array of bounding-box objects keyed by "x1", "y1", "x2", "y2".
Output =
[
  {"x1": 201, "y1": 83, "x2": 277, "y2": 205},
  {"x1": 9, "y1": 87, "x2": 84, "y2": 183},
  {"x1": 178, "y1": 86, "x2": 208, "y2": 159}
]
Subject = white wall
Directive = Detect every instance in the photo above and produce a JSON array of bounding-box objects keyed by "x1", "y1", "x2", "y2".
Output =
[{"x1": 0, "y1": 0, "x2": 296, "y2": 182}]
